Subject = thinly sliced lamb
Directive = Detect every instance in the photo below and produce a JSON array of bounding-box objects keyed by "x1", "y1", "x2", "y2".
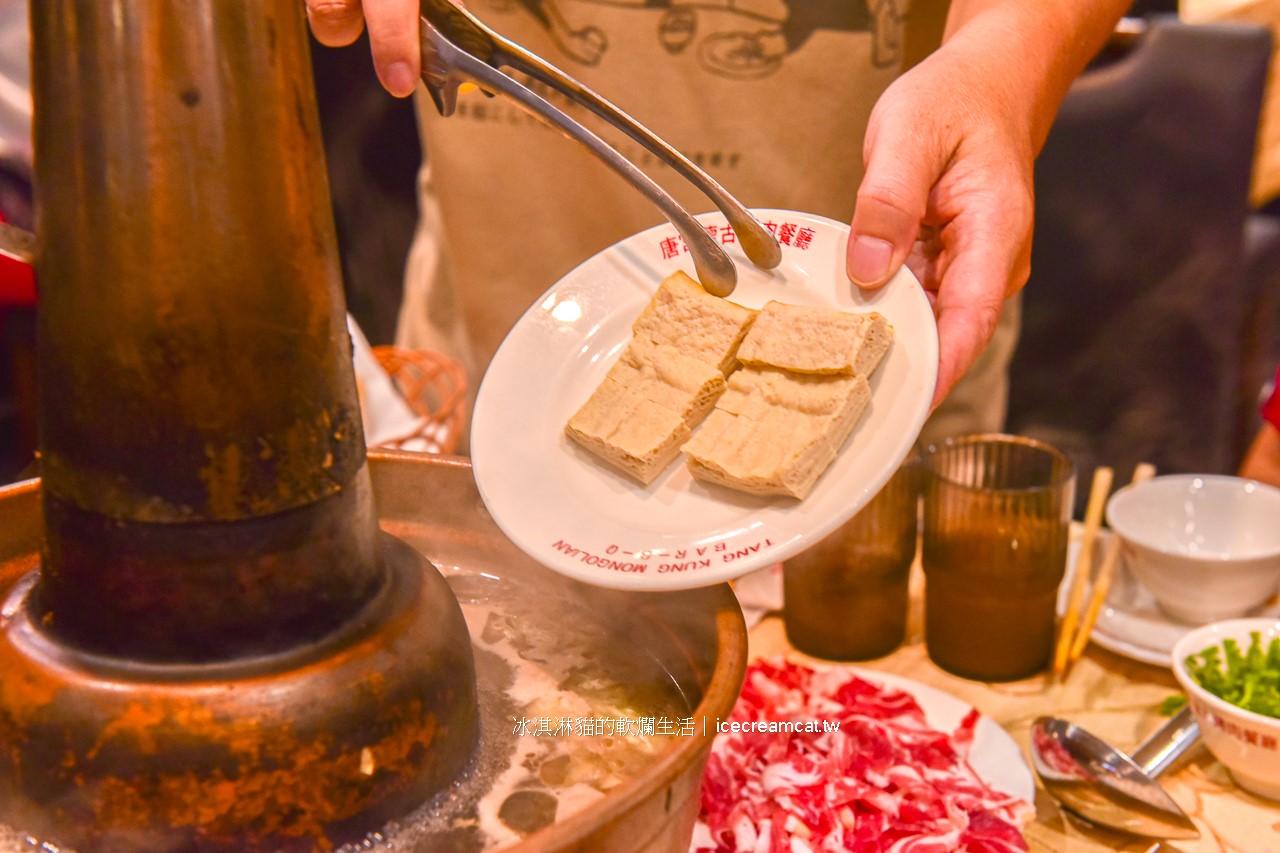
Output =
[{"x1": 692, "y1": 658, "x2": 1033, "y2": 853}]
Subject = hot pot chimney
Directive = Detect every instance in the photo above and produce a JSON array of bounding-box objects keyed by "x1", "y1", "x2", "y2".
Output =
[{"x1": 0, "y1": 2, "x2": 478, "y2": 850}]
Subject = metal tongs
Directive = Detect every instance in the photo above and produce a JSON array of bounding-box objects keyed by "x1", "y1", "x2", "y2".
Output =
[{"x1": 418, "y1": 0, "x2": 781, "y2": 296}]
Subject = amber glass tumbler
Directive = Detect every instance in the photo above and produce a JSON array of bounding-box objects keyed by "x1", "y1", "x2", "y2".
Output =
[
  {"x1": 783, "y1": 455, "x2": 920, "y2": 661},
  {"x1": 921, "y1": 434, "x2": 1075, "y2": 681}
]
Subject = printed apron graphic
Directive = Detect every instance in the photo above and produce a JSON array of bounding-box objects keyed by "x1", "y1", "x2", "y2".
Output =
[{"x1": 484, "y1": 0, "x2": 905, "y2": 75}]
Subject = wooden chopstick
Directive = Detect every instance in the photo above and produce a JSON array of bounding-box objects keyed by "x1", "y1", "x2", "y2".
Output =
[
  {"x1": 1065, "y1": 462, "x2": 1158, "y2": 668},
  {"x1": 1052, "y1": 465, "x2": 1114, "y2": 677}
]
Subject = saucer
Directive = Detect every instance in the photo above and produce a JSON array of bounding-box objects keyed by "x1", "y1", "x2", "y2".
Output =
[{"x1": 1065, "y1": 530, "x2": 1280, "y2": 667}]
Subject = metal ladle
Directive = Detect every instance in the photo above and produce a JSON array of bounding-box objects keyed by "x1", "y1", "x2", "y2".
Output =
[{"x1": 1030, "y1": 707, "x2": 1203, "y2": 840}]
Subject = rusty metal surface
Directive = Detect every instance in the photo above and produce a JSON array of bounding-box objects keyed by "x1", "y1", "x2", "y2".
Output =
[
  {"x1": 8, "y1": 1, "x2": 490, "y2": 847},
  {"x1": 0, "y1": 454, "x2": 748, "y2": 851},
  {"x1": 27, "y1": 0, "x2": 391, "y2": 661},
  {"x1": 0, "y1": 505, "x2": 479, "y2": 851},
  {"x1": 14, "y1": 0, "x2": 748, "y2": 839},
  {"x1": 32, "y1": 0, "x2": 362, "y2": 524},
  {"x1": 38, "y1": 468, "x2": 384, "y2": 661}
]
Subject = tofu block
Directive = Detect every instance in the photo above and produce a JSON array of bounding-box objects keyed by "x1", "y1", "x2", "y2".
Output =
[
  {"x1": 631, "y1": 270, "x2": 758, "y2": 374},
  {"x1": 567, "y1": 382, "x2": 693, "y2": 485},
  {"x1": 565, "y1": 275, "x2": 755, "y2": 484},
  {"x1": 607, "y1": 337, "x2": 726, "y2": 422},
  {"x1": 566, "y1": 270, "x2": 893, "y2": 495},
  {"x1": 736, "y1": 301, "x2": 892, "y2": 376},
  {"x1": 681, "y1": 366, "x2": 872, "y2": 499}
]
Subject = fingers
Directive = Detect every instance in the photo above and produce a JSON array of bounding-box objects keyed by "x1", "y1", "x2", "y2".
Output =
[
  {"x1": 931, "y1": 296, "x2": 1001, "y2": 411},
  {"x1": 305, "y1": 0, "x2": 421, "y2": 97},
  {"x1": 927, "y1": 227, "x2": 1022, "y2": 408},
  {"x1": 847, "y1": 116, "x2": 949, "y2": 290},
  {"x1": 305, "y1": 0, "x2": 367, "y2": 47},
  {"x1": 363, "y1": 0, "x2": 422, "y2": 97}
]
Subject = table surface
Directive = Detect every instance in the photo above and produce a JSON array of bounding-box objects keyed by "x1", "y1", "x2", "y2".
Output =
[{"x1": 745, "y1": 563, "x2": 1280, "y2": 853}]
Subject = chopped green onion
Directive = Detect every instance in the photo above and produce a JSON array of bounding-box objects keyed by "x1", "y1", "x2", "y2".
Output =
[{"x1": 1184, "y1": 632, "x2": 1280, "y2": 719}]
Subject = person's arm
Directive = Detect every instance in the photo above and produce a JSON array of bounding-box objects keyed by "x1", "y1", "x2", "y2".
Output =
[
  {"x1": 848, "y1": 0, "x2": 1132, "y2": 407},
  {"x1": 1241, "y1": 368, "x2": 1280, "y2": 487},
  {"x1": 1240, "y1": 423, "x2": 1280, "y2": 488}
]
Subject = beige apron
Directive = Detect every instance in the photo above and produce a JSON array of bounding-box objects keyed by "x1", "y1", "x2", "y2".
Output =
[{"x1": 397, "y1": 0, "x2": 1017, "y2": 448}]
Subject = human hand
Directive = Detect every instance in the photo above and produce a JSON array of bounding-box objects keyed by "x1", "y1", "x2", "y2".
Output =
[
  {"x1": 846, "y1": 48, "x2": 1036, "y2": 410},
  {"x1": 304, "y1": 0, "x2": 422, "y2": 97}
]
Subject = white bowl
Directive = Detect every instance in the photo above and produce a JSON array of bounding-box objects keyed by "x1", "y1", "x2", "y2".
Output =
[
  {"x1": 1172, "y1": 618, "x2": 1280, "y2": 800},
  {"x1": 1105, "y1": 475, "x2": 1280, "y2": 625}
]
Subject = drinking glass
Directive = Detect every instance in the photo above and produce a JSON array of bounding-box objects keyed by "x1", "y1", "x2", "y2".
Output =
[
  {"x1": 783, "y1": 454, "x2": 919, "y2": 661},
  {"x1": 921, "y1": 434, "x2": 1075, "y2": 681}
]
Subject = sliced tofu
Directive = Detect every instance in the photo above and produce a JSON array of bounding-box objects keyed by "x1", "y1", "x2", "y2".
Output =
[
  {"x1": 567, "y1": 382, "x2": 693, "y2": 484},
  {"x1": 736, "y1": 301, "x2": 892, "y2": 376},
  {"x1": 566, "y1": 270, "x2": 893, "y2": 496},
  {"x1": 565, "y1": 275, "x2": 754, "y2": 484},
  {"x1": 609, "y1": 337, "x2": 726, "y2": 423},
  {"x1": 631, "y1": 270, "x2": 757, "y2": 374},
  {"x1": 681, "y1": 366, "x2": 871, "y2": 499}
]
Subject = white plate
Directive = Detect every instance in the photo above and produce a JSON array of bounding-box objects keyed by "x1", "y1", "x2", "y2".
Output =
[
  {"x1": 847, "y1": 667, "x2": 1035, "y2": 803},
  {"x1": 471, "y1": 209, "x2": 938, "y2": 591},
  {"x1": 1061, "y1": 530, "x2": 1280, "y2": 667}
]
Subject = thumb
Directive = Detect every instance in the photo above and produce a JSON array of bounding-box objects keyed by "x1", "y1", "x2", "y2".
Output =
[{"x1": 847, "y1": 122, "x2": 945, "y2": 289}]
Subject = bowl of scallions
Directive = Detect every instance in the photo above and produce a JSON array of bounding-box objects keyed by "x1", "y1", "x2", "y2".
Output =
[{"x1": 1173, "y1": 618, "x2": 1280, "y2": 799}]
